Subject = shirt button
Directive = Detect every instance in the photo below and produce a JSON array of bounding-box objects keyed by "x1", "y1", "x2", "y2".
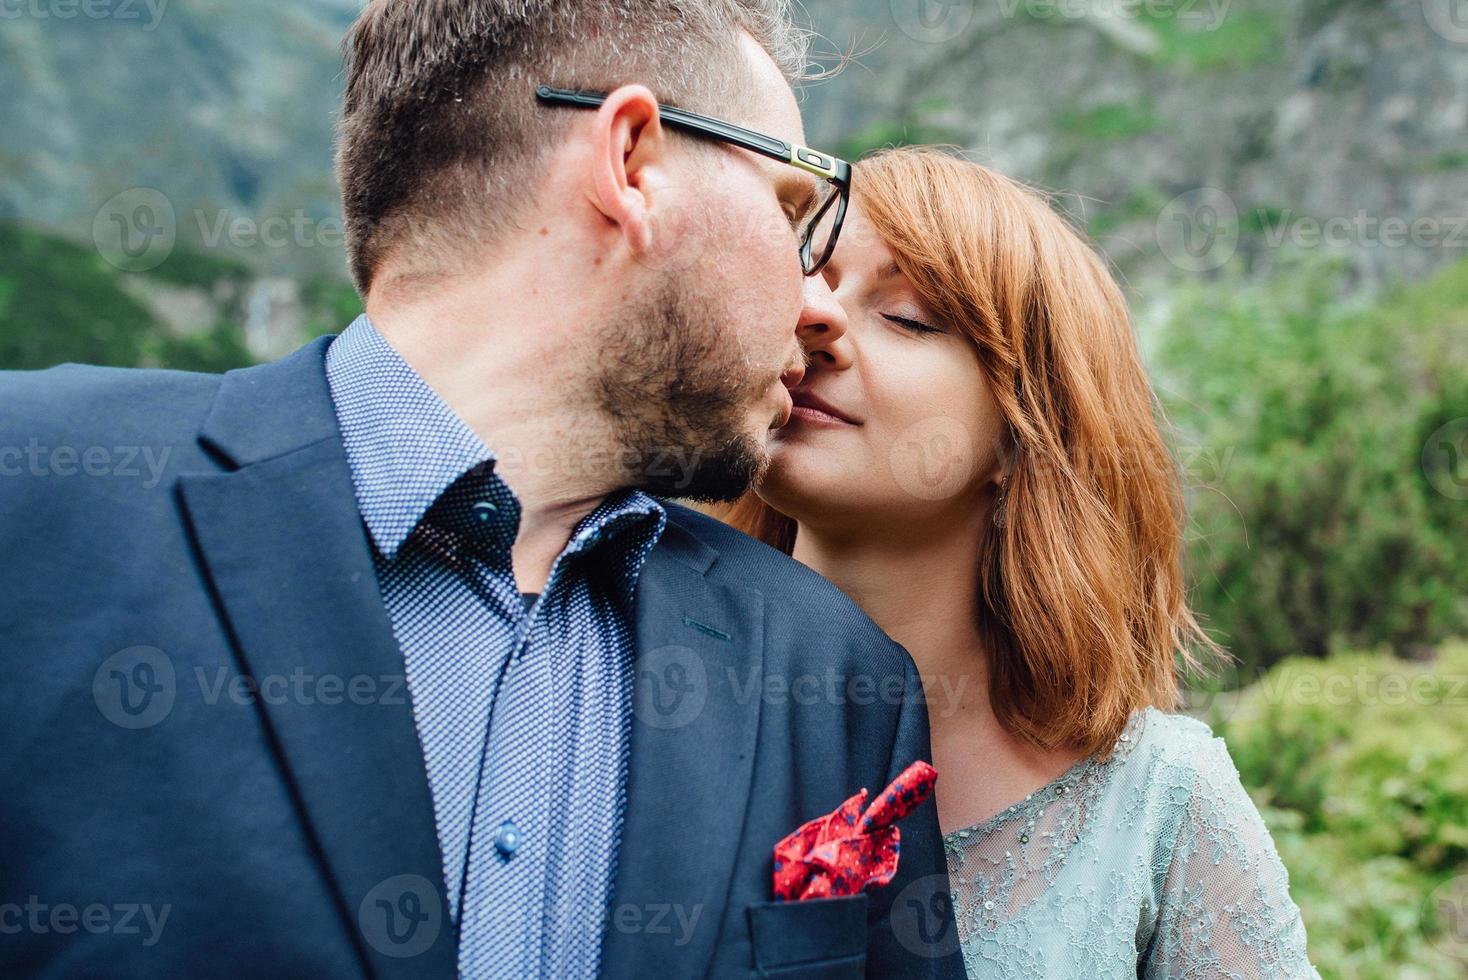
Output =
[
  {"x1": 472, "y1": 501, "x2": 498, "y2": 522},
  {"x1": 493, "y1": 820, "x2": 521, "y2": 857}
]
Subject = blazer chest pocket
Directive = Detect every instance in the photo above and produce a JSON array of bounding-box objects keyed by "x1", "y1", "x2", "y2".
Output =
[{"x1": 747, "y1": 893, "x2": 868, "y2": 978}]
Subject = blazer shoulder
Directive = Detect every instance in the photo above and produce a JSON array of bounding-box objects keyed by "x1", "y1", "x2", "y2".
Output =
[
  {"x1": 659, "y1": 500, "x2": 908, "y2": 656},
  {"x1": 659, "y1": 498, "x2": 820, "y2": 587},
  {"x1": 0, "y1": 361, "x2": 222, "y2": 444}
]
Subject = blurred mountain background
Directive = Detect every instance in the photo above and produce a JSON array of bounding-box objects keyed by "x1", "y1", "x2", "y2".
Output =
[
  {"x1": 0, "y1": 0, "x2": 361, "y2": 369},
  {"x1": 803, "y1": 0, "x2": 1468, "y2": 289},
  {"x1": 2, "y1": 5, "x2": 1466, "y2": 973},
  {"x1": 3, "y1": 0, "x2": 1464, "y2": 364},
  {"x1": 2, "y1": 0, "x2": 1464, "y2": 345}
]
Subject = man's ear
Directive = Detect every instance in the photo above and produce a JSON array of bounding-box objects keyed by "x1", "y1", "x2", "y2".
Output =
[{"x1": 585, "y1": 84, "x2": 667, "y2": 256}]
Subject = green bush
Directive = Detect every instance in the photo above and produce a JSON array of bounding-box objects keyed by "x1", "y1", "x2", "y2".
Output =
[
  {"x1": 1157, "y1": 254, "x2": 1468, "y2": 671},
  {"x1": 0, "y1": 222, "x2": 165, "y2": 370},
  {"x1": 0, "y1": 220, "x2": 358, "y2": 372},
  {"x1": 1210, "y1": 643, "x2": 1468, "y2": 978}
]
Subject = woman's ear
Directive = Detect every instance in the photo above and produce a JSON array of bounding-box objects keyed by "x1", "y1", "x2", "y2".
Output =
[
  {"x1": 585, "y1": 84, "x2": 667, "y2": 256},
  {"x1": 992, "y1": 432, "x2": 1018, "y2": 490}
]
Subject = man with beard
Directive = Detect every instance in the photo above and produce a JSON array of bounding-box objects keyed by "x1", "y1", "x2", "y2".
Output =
[{"x1": 0, "y1": 2, "x2": 965, "y2": 979}]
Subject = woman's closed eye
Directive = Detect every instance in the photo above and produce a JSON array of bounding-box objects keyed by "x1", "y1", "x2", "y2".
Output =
[{"x1": 882, "y1": 312, "x2": 944, "y2": 335}]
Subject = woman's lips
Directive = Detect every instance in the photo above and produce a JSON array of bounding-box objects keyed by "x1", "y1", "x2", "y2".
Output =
[
  {"x1": 788, "y1": 389, "x2": 860, "y2": 427},
  {"x1": 788, "y1": 405, "x2": 856, "y2": 427}
]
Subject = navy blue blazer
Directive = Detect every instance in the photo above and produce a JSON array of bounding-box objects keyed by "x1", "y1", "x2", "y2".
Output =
[{"x1": 0, "y1": 337, "x2": 965, "y2": 979}]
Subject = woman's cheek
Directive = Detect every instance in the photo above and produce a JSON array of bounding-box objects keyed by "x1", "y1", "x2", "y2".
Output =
[{"x1": 866, "y1": 358, "x2": 978, "y2": 503}]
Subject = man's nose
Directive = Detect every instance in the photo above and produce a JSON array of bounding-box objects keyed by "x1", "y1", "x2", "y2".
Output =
[{"x1": 793, "y1": 272, "x2": 851, "y2": 373}]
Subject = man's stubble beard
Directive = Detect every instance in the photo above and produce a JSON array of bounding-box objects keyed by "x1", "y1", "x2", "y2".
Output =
[{"x1": 591, "y1": 272, "x2": 774, "y2": 503}]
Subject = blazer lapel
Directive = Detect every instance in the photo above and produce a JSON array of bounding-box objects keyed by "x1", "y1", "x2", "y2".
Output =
[
  {"x1": 598, "y1": 521, "x2": 766, "y2": 977},
  {"x1": 178, "y1": 338, "x2": 456, "y2": 980}
]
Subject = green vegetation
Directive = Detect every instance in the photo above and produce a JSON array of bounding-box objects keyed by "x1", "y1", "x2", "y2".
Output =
[
  {"x1": 1053, "y1": 100, "x2": 1161, "y2": 141},
  {"x1": 1142, "y1": 9, "x2": 1286, "y2": 72},
  {"x1": 1013, "y1": 0, "x2": 1284, "y2": 72},
  {"x1": 1086, "y1": 187, "x2": 1170, "y2": 238},
  {"x1": 1410, "y1": 151, "x2": 1468, "y2": 175},
  {"x1": 1159, "y1": 255, "x2": 1467, "y2": 980},
  {"x1": 0, "y1": 221, "x2": 175, "y2": 370},
  {"x1": 1157, "y1": 255, "x2": 1468, "y2": 671},
  {"x1": 834, "y1": 97, "x2": 967, "y2": 162},
  {"x1": 1212, "y1": 644, "x2": 1468, "y2": 978},
  {"x1": 0, "y1": 220, "x2": 356, "y2": 373},
  {"x1": 300, "y1": 275, "x2": 368, "y2": 342}
]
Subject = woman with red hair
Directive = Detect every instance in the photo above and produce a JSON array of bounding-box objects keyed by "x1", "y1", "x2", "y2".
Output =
[{"x1": 711, "y1": 146, "x2": 1317, "y2": 978}]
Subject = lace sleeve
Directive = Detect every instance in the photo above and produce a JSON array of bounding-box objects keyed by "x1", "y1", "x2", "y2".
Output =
[{"x1": 1142, "y1": 731, "x2": 1319, "y2": 979}]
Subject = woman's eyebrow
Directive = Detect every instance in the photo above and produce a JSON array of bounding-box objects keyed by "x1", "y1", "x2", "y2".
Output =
[{"x1": 860, "y1": 263, "x2": 908, "y2": 303}]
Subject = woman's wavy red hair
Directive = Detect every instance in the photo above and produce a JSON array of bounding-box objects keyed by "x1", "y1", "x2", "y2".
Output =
[{"x1": 708, "y1": 146, "x2": 1222, "y2": 757}]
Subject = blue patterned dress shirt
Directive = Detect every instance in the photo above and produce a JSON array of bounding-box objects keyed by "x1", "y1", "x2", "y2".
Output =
[{"x1": 324, "y1": 315, "x2": 668, "y2": 978}]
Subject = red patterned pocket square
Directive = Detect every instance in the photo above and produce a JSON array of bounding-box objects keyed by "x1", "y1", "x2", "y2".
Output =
[{"x1": 772, "y1": 760, "x2": 939, "y2": 901}]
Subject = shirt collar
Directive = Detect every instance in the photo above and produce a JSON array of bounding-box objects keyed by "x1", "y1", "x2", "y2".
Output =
[
  {"x1": 324, "y1": 314, "x2": 669, "y2": 568},
  {"x1": 325, "y1": 314, "x2": 497, "y2": 559}
]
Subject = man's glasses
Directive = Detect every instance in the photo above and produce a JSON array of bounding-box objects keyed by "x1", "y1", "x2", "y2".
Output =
[{"x1": 536, "y1": 85, "x2": 851, "y2": 277}]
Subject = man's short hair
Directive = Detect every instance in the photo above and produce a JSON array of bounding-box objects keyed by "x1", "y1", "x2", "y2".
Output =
[{"x1": 336, "y1": 0, "x2": 810, "y2": 294}]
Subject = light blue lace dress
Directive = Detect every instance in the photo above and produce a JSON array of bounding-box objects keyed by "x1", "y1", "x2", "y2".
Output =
[{"x1": 942, "y1": 707, "x2": 1319, "y2": 978}]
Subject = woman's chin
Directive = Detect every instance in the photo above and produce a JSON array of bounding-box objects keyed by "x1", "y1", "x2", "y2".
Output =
[{"x1": 758, "y1": 445, "x2": 852, "y2": 516}]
